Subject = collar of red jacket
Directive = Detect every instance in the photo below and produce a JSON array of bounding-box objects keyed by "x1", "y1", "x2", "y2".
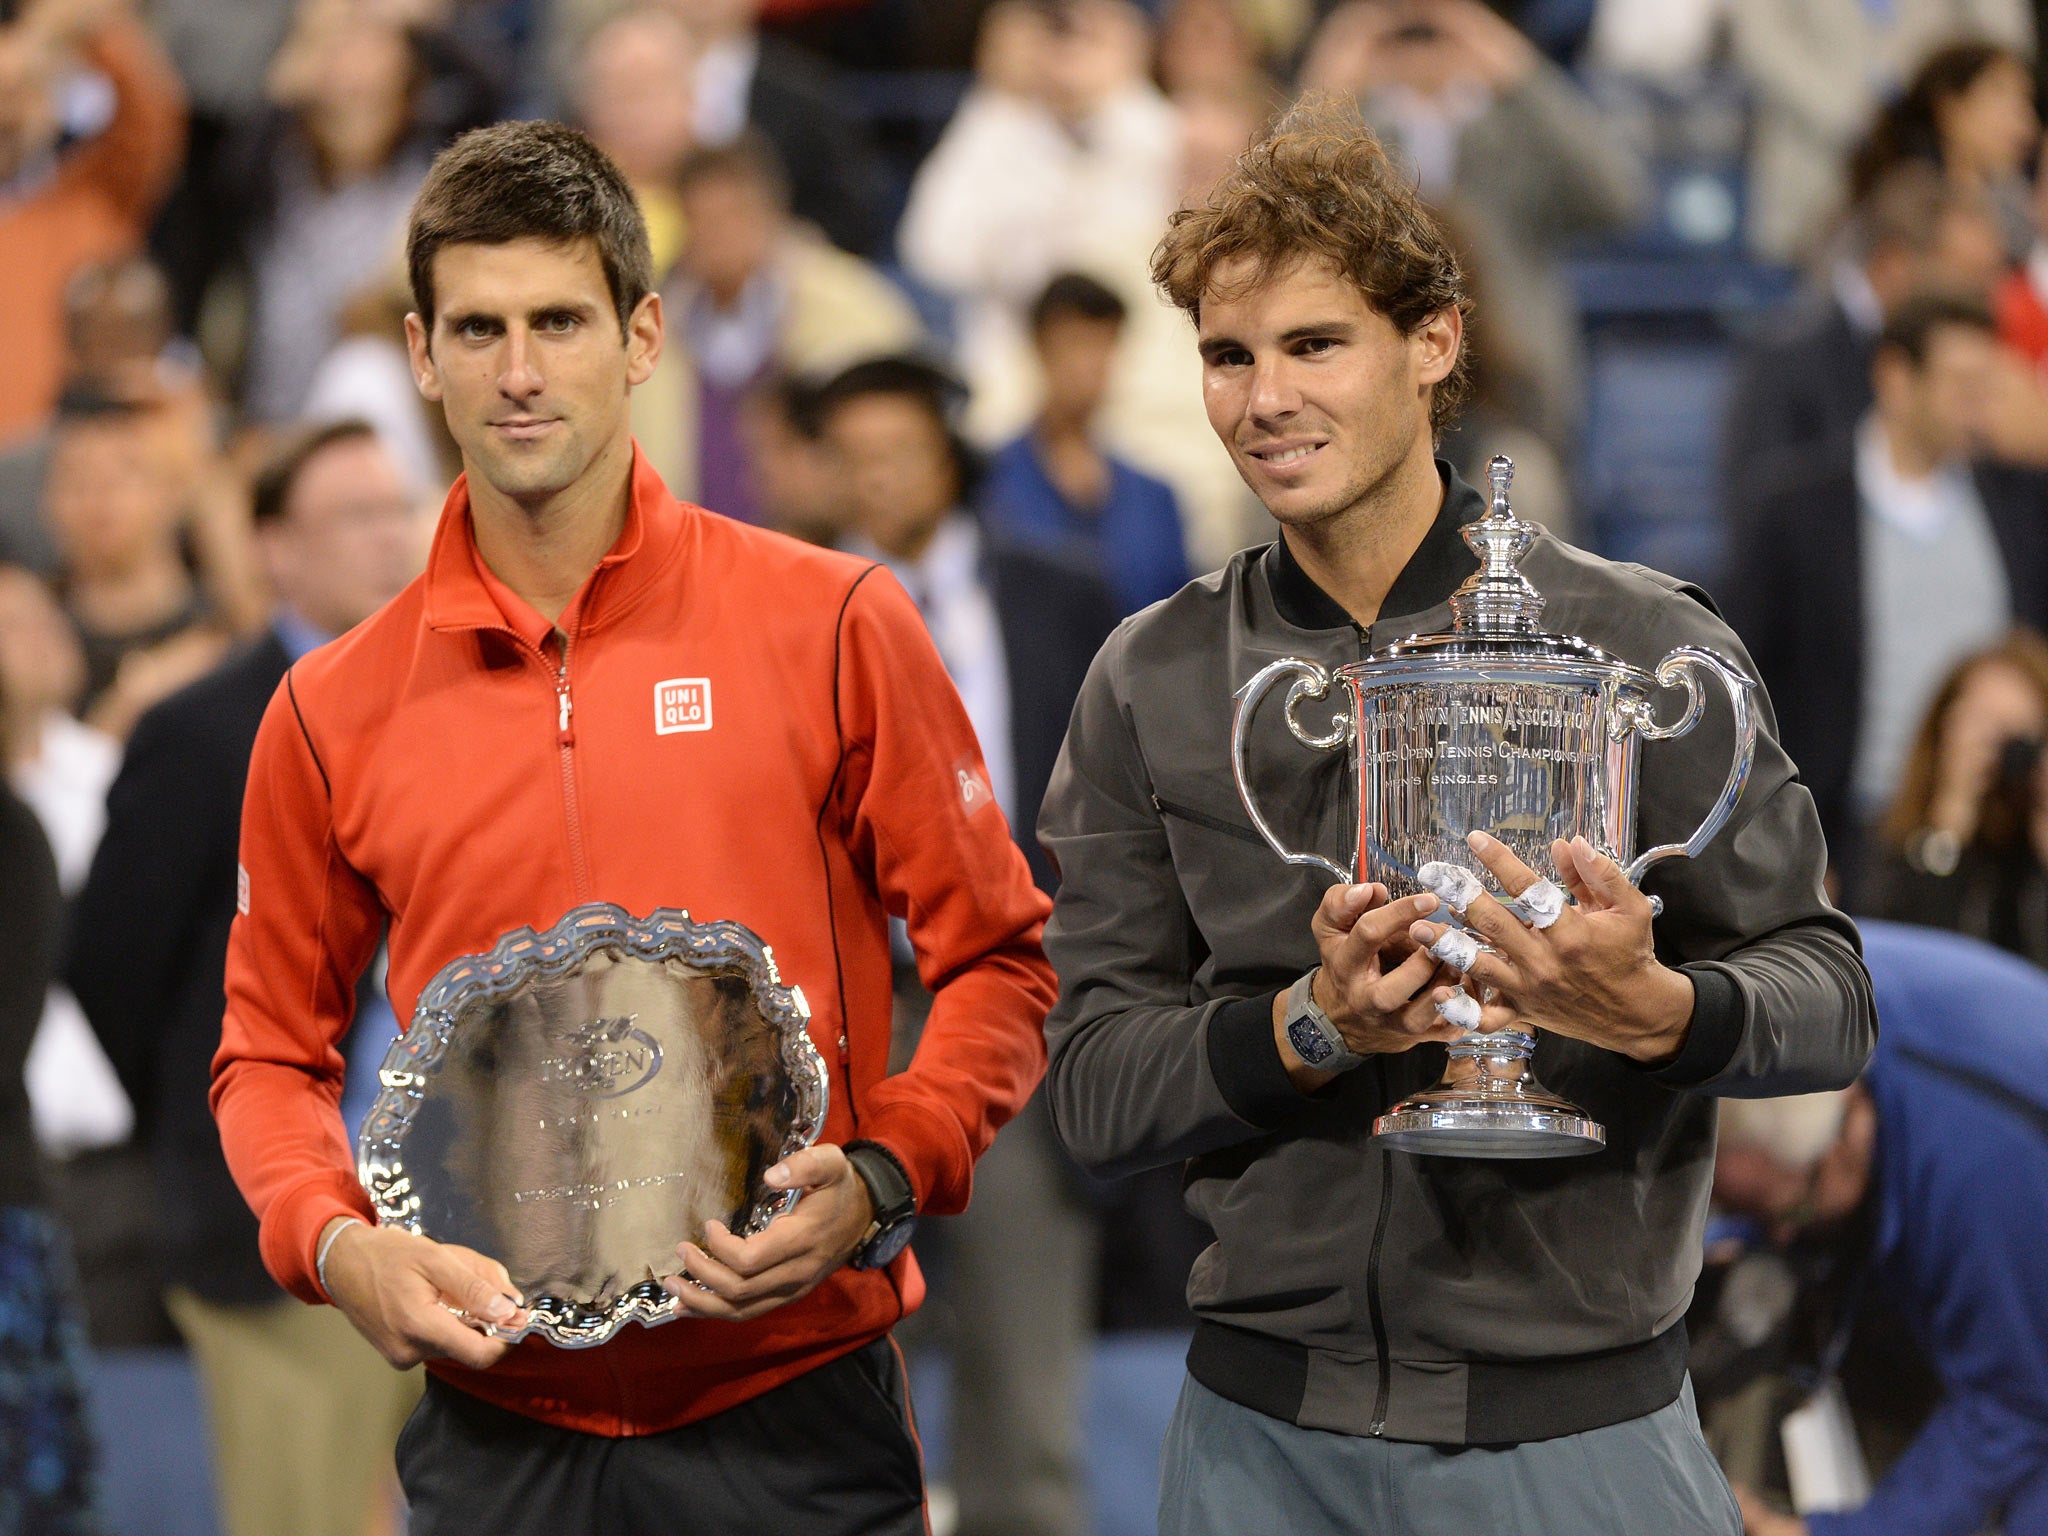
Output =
[{"x1": 421, "y1": 443, "x2": 687, "y2": 644}]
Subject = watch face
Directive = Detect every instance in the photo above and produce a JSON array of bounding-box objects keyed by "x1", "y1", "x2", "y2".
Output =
[
  {"x1": 860, "y1": 1216, "x2": 918, "y2": 1270},
  {"x1": 1287, "y1": 1015, "x2": 1335, "y2": 1066}
]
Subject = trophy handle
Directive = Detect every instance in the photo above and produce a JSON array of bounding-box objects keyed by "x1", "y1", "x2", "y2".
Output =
[
  {"x1": 1232, "y1": 657, "x2": 1356, "y2": 884},
  {"x1": 1619, "y1": 646, "x2": 1759, "y2": 887}
]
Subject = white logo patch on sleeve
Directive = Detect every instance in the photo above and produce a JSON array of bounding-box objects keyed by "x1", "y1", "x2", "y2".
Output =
[
  {"x1": 654, "y1": 677, "x2": 713, "y2": 735},
  {"x1": 236, "y1": 863, "x2": 250, "y2": 915},
  {"x1": 954, "y1": 756, "x2": 995, "y2": 816}
]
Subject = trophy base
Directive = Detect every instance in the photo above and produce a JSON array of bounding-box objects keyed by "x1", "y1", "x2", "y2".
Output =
[{"x1": 1372, "y1": 1096, "x2": 1606, "y2": 1157}]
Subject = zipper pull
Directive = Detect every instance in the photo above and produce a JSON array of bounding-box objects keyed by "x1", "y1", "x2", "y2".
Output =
[{"x1": 557, "y1": 683, "x2": 573, "y2": 745}]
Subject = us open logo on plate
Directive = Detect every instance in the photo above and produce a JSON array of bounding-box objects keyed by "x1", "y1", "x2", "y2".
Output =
[{"x1": 654, "y1": 677, "x2": 712, "y2": 735}]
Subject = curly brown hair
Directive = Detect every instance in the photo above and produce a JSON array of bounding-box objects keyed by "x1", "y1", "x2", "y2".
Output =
[{"x1": 1152, "y1": 96, "x2": 1471, "y2": 434}]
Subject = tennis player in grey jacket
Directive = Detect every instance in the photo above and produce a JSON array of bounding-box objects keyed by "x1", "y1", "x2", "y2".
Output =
[{"x1": 1037, "y1": 102, "x2": 1875, "y2": 1536}]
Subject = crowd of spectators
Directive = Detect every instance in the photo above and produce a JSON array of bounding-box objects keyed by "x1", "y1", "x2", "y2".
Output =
[{"x1": 5, "y1": 0, "x2": 2048, "y2": 1533}]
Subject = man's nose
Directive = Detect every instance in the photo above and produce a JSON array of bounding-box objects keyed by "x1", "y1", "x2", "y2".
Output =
[
  {"x1": 499, "y1": 328, "x2": 544, "y2": 400},
  {"x1": 1245, "y1": 357, "x2": 1301, "y2": 422}
]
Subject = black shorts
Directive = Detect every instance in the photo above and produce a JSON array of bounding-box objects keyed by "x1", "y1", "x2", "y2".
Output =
[{"x1": 397, "y1": 1336, "x2": 928, "y2": 1536}]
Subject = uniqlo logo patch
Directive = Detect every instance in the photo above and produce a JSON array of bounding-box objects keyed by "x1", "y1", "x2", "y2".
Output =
[
  {"x1": 654, "y1": 677, "x2": 713, "y2": 735},
  {"x1": 236, "y1": 863, "x2": 250, "y2": 915}
]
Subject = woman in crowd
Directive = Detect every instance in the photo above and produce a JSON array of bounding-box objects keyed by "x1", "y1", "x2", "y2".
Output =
[
  {"x1": 0, "y1": 674, "x2": 99, "y2": 1536},
  {"x1": 1859, "y1": 627, "x2": 2048, "y2": 963},
  {"x1": 1849, "y1": 40, "x2": 2041, "y2": 261}
]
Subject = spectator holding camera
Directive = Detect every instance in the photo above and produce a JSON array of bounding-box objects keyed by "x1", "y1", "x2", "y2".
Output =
[{"x1": 1857, "y1": 629, "x2": 2048, "y2": 959}]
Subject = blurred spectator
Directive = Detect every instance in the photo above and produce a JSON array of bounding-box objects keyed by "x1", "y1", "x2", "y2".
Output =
[
  {"x1": 901, "y1": 0, "x2": 1258, "y2": 569},
  {"x1": 1848, "y1": 40, "x2": 2040, "y2": 262},
  {"x1": 1723, "y1": 292, "x2": 2048, "y2": 879},
  {"x1": 1721, "y1": 164, "x2": 2007, "y2": 513},
  {"x1": 303, "y1": 268, "x2": 459, "y2": 496},
  {"x1": 42, "y1": 391, "x2": 230, "y2": 738},
  {"x1": 67, "y1": 421, "x2": 426, "y2": 1536},
  {"x1": 1858, "y1": 629, "x2": 2048, "y2": 959},
  {"x1": 1715, "y1": 923, "x2": 2048, "y2": 1536},
  {"x1": 983, "y1": 272, "x2": 1191, "y2": 615},
  {"x1": 549, "y1": 0, "x2": 887, "y2": 254},
  {"x1": 159, "y1": 0, "x2": 506, "y2": 349},
  {"x1": 0, "y1": 747, "x2": 98, "y2": 1536},
  {"x1": 231, "y1": 0, "x2": 444, "y2": 422},
  {"x1": 0, "y1": 564, "x2": 128, "y2": 1171},
  {"x1": 634, "y1": 134, "x2": 921, "y2": 517},
  {"x1": 0, "y1": 0, "x2": 185, "y2": 444},
  {"x1": 1300, "y1": 0, "x2": 1650, "y2": 451},
  {"x1": 1730, "y1": 0, "x2": 2032, "y2": 264},
  {"x1": 573, "y1": 2, "x2": 698, "y2": 276},
  {"x1": 738, "y1": 373, "x2": 850, "y2": 545},
  {"x1": 0, "y1": 563, "x2": 113, "y2": 890},
  {"x1": 819, "y1": 354, "x2": 1117, "y2": 1536},
  {"x1": 0, "y1": 256, "x2": 188, "y2": 576},
  {"x1": 1155, "y1": 0, "x2": 1303, "y2": 102}
]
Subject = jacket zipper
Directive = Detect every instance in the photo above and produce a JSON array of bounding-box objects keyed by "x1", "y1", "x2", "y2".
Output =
[{"x1": 554, "y1": 635, "x2": 593, "y2": 899}]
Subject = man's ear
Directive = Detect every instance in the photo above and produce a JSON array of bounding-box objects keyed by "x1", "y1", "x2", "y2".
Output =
[
  {"x1": 1413, "y1": 306, "x2": 1462, "y2": 390},
  {"x1": 625, "y1": 291, "x2": 664, "y2": 388},
  {"x1": 404, "y1": 312, "x2": 444, "y2": 403}
]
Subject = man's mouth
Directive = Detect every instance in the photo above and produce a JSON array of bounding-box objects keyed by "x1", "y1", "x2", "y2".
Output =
[
  {"x1": 1246, "y1": 441, "x2": 1326, "y2": 468},
  {"x1": 493, "y1": 418, "x2": 560, "y2": 441}
]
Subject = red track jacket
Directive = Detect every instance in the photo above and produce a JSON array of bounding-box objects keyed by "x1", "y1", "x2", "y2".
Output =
[{"x1": 212, "y1": 450, "x2": 1055, "y2": 1434}]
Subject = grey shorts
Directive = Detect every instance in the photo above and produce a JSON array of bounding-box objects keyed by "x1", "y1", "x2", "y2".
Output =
[{"x1": 1161, "y1": 1372, "x2": 1742, "y2": 1536}]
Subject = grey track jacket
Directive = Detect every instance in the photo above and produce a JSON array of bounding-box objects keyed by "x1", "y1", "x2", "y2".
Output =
[{"x1": 1038, "y1": 464, "x2": 1875, "y2": 1445}]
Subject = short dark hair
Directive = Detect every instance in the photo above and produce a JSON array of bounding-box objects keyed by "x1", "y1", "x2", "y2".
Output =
[
  {"x1": 1877, "y1": 290, "x2": 1996, "y2": 368},
  {"x1": 406, "y1": 121, "x2": 652, "y2": 338},
  {"x1": 674, "y1": 131, "x2": 792, "y2": 211},
  {"x1": 814, "y1": 354, "x2": 982, "y2": 500},
  {"x1": 252, "y1": 419, "x2": 381, "y2": 525},
  {"x1": 1030, "y1": 271, "x2": 1126, "y2": 334},
  {"x1": 1152, "y1": 95, "x2": 1471, "y2": 433}
]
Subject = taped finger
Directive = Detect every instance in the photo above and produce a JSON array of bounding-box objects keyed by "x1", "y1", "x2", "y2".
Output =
[
  {"x1": 1426, "y1": 927, "x2": 1482, "y2": 972},
  {"x1": 1508, "y1": 876, "x2": 1566, "y2": 929},
  {"x1": 1416, "y1": 861, "x2": 1487, "y2": 915},
  {"x1": 1435, "y1": 991, "x2": 1483, "y2": 1030}
]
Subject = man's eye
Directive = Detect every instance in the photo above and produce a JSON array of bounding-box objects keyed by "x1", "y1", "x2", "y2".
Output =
[
  {"x1": 458, "y1": 320, "x2": 495, "y2": 340},
  {"x1": 1297, "y1": 337, "x2": 1335, "y2": 356},
  {"x1": 541, "y1": 313, "x2": 579, "y2": 332}
]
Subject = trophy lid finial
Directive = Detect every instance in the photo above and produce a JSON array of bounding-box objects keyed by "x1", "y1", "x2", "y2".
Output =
[{"x1": 1450, "y1": 453, "x2": 1546, "y2": 634}]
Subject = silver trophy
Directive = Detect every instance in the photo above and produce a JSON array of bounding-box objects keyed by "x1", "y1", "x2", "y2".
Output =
[
  {"x1": 1233, "y1": 456, "x2": 1757, "y2": 1157},
  {"x1": 357, "y1": 903, "x2": 828, "y2": 1345}
]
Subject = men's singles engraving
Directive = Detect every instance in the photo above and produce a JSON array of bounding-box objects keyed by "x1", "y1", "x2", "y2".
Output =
[{"x1": 358, "y1": 904, "x2": 827, "y2": 1347}]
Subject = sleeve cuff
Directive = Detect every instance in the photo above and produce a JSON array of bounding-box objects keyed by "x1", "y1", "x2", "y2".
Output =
[
  {"x1": 1205, "y1": 990, "x2": 1312, "y2": 1128},
  {"x1": 1647, "y1": 963, "x2": 1746, "y2": 1089}
]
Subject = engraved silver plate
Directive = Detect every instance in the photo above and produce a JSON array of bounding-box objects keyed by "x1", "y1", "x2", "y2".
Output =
[
  {"x1": 357, "y1": 903, "x2": 828, "y2": 1347},
  {"x1": 1233, "y1": 456, "x2": 1757, "y2": 1157}
]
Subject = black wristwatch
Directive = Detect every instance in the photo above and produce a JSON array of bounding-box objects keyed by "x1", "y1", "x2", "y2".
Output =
[{"x1": 845, "y1": 1141, "x2": 918, "y2": 1270}]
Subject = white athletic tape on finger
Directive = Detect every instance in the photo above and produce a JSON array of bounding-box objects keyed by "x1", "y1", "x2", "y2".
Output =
[
  {"x1": 1436, "y1": 991, "x2": 1483, "y2": 1030},
  {"x1": 1512, "y1": 877, "x2": 1565, "y2": 929},
  {"x1": 1427, "y1": 928, "x2": 1482, "y2": 972},
  {"x1": 1416, "y1": 861, "x2": 1486, "y2": 914}
]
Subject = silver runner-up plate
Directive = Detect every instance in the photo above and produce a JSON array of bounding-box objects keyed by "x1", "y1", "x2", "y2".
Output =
[{"x1": 357, "y1": 903, "x2": 828, "y2": 1348}]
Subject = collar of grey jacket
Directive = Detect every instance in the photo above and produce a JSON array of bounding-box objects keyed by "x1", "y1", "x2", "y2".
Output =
[{"x1": 1265, "y1": 458, "x2": 1486, "y2": 632}]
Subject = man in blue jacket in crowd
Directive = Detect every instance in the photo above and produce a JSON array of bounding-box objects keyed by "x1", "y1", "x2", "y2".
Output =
[{"x1": 1716, "y1": 920, "x2": 2048, "y2": 1536}]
